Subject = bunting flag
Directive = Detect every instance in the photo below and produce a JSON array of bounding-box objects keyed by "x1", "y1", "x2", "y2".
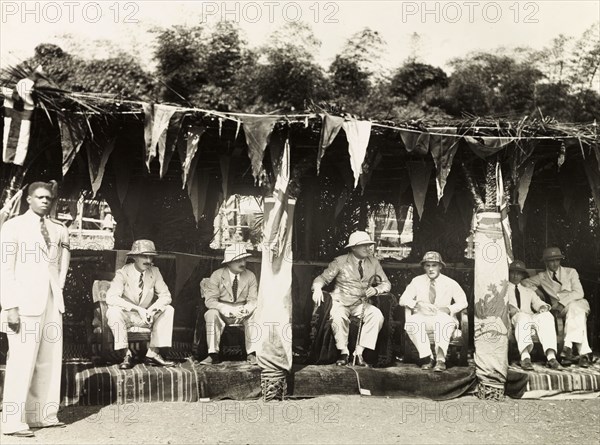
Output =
[
  {"x1": 516, "y1": 159, "x2": 535, "y2": 212},
  {"x1": 188, "y1": 169, "x2": 210, "y2": 224},
  {"x1": 496, "y1": 162, "x2": 513, "y2": 262},
  {"x1": 142, "y1": 102, "x2": 154, "y2": 168},
  {"x1": 148, "y1": 104, "x2": 178, "y2": 172},
  {"x1": 359, "y1": 148, "x2": 382, "y2": 194},
  {"x1": 399, "y1": 129, "x2": 430, "y2": 155},
  {"x1": 464, "y1": 136, "x2": 513, "y2": 159},
  {"x1": 342, "y1": 119, "x2": 372, "y2": 188},
  {"x1": 510, "y1": 141, "x2": 536, "y2": 183},
  {"x1": 429, "y1": 132, "x2": 460, "y2": 202},
  {"x1": 178, "y1": 126, "x2": 205, "y2": 189},
  {"x1": 86, "y1": 129, "x2": 116, "y2": 198},
  {"x1": 584, "y1": 154, "x2": 600, "y2": 217},
  {"x1": 317, "y1": 114, "x2": 344, "y2": 173},
  {"x1": 241, "y1": 116, "x2": 278, "y2": 183},
  {"x1": 59, "y1": 115, "x2": 88, "y2": 177},
  {"x1": 2, "y1": 79, "x2": 35, "y2": 165},
  {"x1": 441, "y1": 172, "x2": 456, "y2": 212},
  {"x1": 111, "y1": 143, "x2": 130, "y2": 206},
  {"x1": 159, "y1": 111, "x2": 185, "y2": 178},
  {"x1": 219, "y1": 155, "x2": 231, "y2": 199},
  {"x1": 407, "y1": 160, "x2": 432, "y2": 219}
]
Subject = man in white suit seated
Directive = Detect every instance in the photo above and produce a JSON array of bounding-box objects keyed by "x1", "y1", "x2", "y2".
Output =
[
  {"x1": 200, "y1": 243, "x2": 258, "y2": 365},
  {"x1": 507, "y1": 260, "x2": 560, "y2": 371},
  {"x1": 106, "y1": 239, "x2": 175, "y2": 369},
  {"x1": 399, "y1": 251, "x2": 468, "y2": 372},
  {"x1": 1, "y1": 181, "x2": 71, "y2": 437},
  {"x1": 521, "y1": 247, "x2": 592, "y2": 367}
]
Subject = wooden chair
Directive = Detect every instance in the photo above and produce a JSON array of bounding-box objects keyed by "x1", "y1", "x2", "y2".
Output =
[
  {"x1": 192, "y1": 278, "x2": 247, "y2": 360},
  {"x1": 401, "y1": 307, "x2": 469, "y2": 365},
  {"x1": 89, "y1": 278, "x2": 151, "y2": 363}
]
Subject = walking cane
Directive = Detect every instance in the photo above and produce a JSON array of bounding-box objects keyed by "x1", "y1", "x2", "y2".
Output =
[{"x1": 353, "y1": 275, "x2": 382, "y2": 366}]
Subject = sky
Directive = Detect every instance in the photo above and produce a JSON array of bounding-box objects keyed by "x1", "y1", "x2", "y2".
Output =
[{"x1": 1, "y1": 1, "x2": 599, "y2": 73}]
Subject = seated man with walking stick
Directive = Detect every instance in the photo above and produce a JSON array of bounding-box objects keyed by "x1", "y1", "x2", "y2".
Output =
[{"x1": 311, "y1": 231, "x2": 391, "y2": 367}]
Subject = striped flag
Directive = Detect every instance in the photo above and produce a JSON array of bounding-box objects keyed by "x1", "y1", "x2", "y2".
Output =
[{"x1": 2, "y1": 78, "x2": 35, "y2": 165}]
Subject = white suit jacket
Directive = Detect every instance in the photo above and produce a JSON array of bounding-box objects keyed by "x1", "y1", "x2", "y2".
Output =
[
  {"x1": 106, "y1": 263, "x2": 172, "y2": 311},
  {"x1": 521, "y1": 266, "x2": 589, "y2": 312},
  {"x1": 507, "y1": 283, "x2": 550, "y2": 315},
  {"x1": 0, "y1": 209, "x2": 69, "y2": 316},
  {"x1": 399, "y1": 273, "x2": 468, "y2": 316}
]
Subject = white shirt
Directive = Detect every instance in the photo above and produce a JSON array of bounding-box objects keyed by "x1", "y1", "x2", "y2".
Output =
[{"x1": 399, "y1": 273, "x2": 468, "y2": 316}]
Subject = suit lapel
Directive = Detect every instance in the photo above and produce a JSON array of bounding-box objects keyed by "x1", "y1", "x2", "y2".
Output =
[
  {"x1": 237, "y1": 271, "x2": 249, "y2": 296},
  {"x1": 221, "y1": 269, "x2": 233, "y2": 297}
]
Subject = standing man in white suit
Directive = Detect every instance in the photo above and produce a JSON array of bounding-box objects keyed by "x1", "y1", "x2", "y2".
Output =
[{"x1": 1, "y1": 182, "x2": 71, "y2": 438}]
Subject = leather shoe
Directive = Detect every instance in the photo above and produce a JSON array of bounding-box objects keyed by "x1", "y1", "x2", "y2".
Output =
[
  {"x1": 579, "y1": 355, "x2": 591, "y2": 368},
  {"x1": 336, "y1": 353, "x2": 349, "y2": 366},
  {"x1": 199, "y1": 354, "x2": 221, "y2": 365},
  {"x1": 520, "y1": 358, "x2": 534, "y2": 371},
  {"x1": 145, "y1": 354, "x2": 175, "y2": 367},
  {"x1": 4, "y1": 429, "x2": 35, "y2": 437},
  {"x1": 421, "y1": 356, "x2": 435, "y2": 370},
  {"x1": 246, "y1": 353, "x2": 258, "y2": 365},
  {"x1": 352, "y1": 355, "x2": 369, "y2": 367},
  {"x1": 433, "y1": 361, "x2": 447, "y2": 372},
  {"x1": 119, "y1": 354, "x2": 134, "y2": 370},
  {"x1": 560, "y1": 347, "x2": 574, "y2": 365},
  {"x1": 546, "y1": 358, "x2": 561, "y2": 370}
]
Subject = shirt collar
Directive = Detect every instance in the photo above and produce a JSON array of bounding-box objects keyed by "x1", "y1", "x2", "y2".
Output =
[{"x1": 228, "y1": 269, "x2": 239, "y2": 282}]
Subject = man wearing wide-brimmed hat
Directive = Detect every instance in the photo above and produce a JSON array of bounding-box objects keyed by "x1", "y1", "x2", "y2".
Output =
[
  {"x1": 106, "y1": 239, "x2": 175, "y2": 369},
  {"x1": 312, "y1": 231, "x2": 391, "y2": 367},
  {"x1": 507, "y1": 260, "x2": 560, "y2": 371},
  {"x1": 200, "y1": 243, "x2": 258, "y2": 365},
  {"x1": 399, "y1": 251, "x2": 467, "y2": 372},
  {"x1": 521, "y1": 247, "x2": 592, "y2": 367}
]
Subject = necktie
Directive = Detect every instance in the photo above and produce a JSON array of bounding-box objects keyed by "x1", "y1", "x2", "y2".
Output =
[
  {"x1": 40, "y1": 217, "x2": 51, "y2": 248},
  {"x1": 232, "y1": 274, "x2": 238, "y2": 302},
  {"x1": 358, "y1": 260, "x2": 364, "y2": 279},
  {"x1": 515, "y1": 284, "x2": 521, "y2": 310},
  {"x1": 429, "y1": 279, "x2": 436, "y2": 304},
  {"x1": 139, "y1": 272, "x2": 144, "y2": 301},
  {"x1": 552, "y1": 272, "x2": 562, "y2": 286}
]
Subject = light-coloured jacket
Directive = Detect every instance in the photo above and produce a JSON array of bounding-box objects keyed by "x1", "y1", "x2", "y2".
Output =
[
  {"x1": 204, "y1": 267, "x2": 258, "y2": 314},
  {"x1": 521, "y1": 266, "x2": 589, "y2": 312},
  {"x1": 507, "y1": 283, "x2": 550, "y2": 315},
  {"x1": 312, "y1": 253, "x2": 391, "y2": 306},
  {"x1": 106, "y1": 263, "x2": 172, "y2": 311},
  {"x1": 399, "y1": 273, "x2": 467, "y2": 316},
  {"x1": 0, "y1": 209, "x2": 69, "y2": 315}
]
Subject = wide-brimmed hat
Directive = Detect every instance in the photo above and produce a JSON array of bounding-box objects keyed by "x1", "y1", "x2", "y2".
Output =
[
  {"x1": 541, "y1": 247, "x2": 565, "y2": 262},
  {"x1": 509, "y1": 260, "x2": 529, "y2": 275},
  {"x1": 420, "y1": 251, "x2": 446, "y2": 267},
  {"x1": 222, "y1": 243, "x2": 253, "y2": 264},
  {"x1": 127, "y1": 239, "x2": 158, "y2": 256},
  {"x1": 345, "y1": 231, "x2": 375, "y2": 249}
]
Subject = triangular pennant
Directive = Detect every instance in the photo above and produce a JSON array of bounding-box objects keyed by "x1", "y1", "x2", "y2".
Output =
[
  {"x1": 178, "y1": 126, "x2": 205, "y2": 189},
  {"x1": 441, "y1": 172, "x2": 456, "y2": 212},
  {"x1": 219, "y1": 155, "x2": 231, "y2": 199},
  {"x1": 189, "y1": 170, "x2": 210, "y2": 224},
  {"x1": 148, "y1": 104, "x2": 178, "y2": 172},
  {"x1": 111, "y1": 145, "x2": 130, "y2": 206},
  {"x1": 342, "y1": 119, "x2": 372, "y2": 188},
  {"x1": 159, "y1": 111, "x2": 185, "y2": 178},
  {"x1": 86, "y1": 130, "x2": 116, "y2": 198},
  {"x1": 241, "y1": 116, "x2": 278, "y2": 183},
  {"x1": 359, "y1": 148, "x2": 382, "y2": 194},
  {"x1": 584, "y1": 155, "x2": 600, "y2": 217},
  {"x1": 511, "y1": 141, "x2": 536, "y2": 183},
  {"x1": 429, "y1": 132, "x2": 460, "y2": 202},
  {"x1": 58, "y1": 114, "x2": 88, "y2": 177},
  {"x1": 399, "y1": 129, "x2": 430, "y2": 155},
  {"x1": 317, "y1": 114, "x2": 344, "y2": 174},
  {"x1": 517, "y1": 159, "x2": 535, "y2": 212},
  {"x1": 407, "y1": 160, "x2": 432, "y2": 219},
  {"x1": 2, "y1": 82, "x2": 34, "y2": 166},
  {"x1": 142, "y1": 102, "x2": 154, "y2": 169},
  {"x1": 464, "y1": 136, "x2": 513, "y2": 159}
]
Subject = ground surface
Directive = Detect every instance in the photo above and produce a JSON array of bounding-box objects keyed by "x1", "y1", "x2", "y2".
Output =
[{"x1": 1, "y1": 395, "x2": 598, "y2": 444}]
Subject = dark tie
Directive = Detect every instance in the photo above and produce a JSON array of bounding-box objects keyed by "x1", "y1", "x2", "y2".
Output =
[
  {"x1": 358, "y1": 261, "x2": 364, "y2": 279},
  {"x1": 429, "y1": 279, "x2": 436, "y2": 304},
  {"x1": 515, "y1": 284, "x2": 521, "y2": 310},
  {"x1": 139, "y1": 272, "x2": 144, "y2": 301},
  {"x1": 232, "y1": 274, "x2": 238, "y2": 302},
  {"x1": 40, "y1": 217, "x2": 51, "y2": 248},
  {"x1": 552, "y1": 272, "x2": 562, "y2": 286}
]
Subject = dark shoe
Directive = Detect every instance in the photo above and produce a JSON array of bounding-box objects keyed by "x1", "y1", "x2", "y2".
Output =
[
  {"x1": 336, "y1": 353, "x2": 349, "y2": 366},
  {"x1": 247, "y1": 353, "x2": 258, "y2": 365},
  {"x1": 4, "y1": 429, "x2": 35, "y2": 437},
  {"x1": 546, "y1": 358, "x2": 561, "y2": 370},
  {"x1": 433, "y1": 361, "x2": 447, "y2": 372},
  {"x1": 579, "y1": 355, "x2": 591, "y2": 368},
  {"x1": 119, "y1": 354, "x2": 134, "y2": 370},
  {"x1": 560, "y1": 347, "x2": 575, "y2": 365},
  {"x1": 520, "y1": 358, "x2": 534, "y2": 371},
  {"x1": 352, "y1": 355, "x2": 369, "y2": 367},
  {"x1": 421, "y1": 356, "x2": 435, "y2": 370},
  {"x1": 145, "y1": 354, "x2": 175, "y2": 367},
  {"x1": 199, "y1": 353, "x2": 221, "y2": 365}
]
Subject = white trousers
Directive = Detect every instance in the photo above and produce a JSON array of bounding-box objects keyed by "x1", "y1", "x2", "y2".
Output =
[
  {"x1": 204, "y1": 309, "x2": 256, "y2": 354},
  {"x1": 512, "y1": 311, "x2": 557, "y2": 356},
  {"x1": 1, "y1": 289, "x2": 63, "y2": 433},
  {"x1": 106, "y1": 305, "x2": 174, "y2": 350},
  {"x1": 563, "y1": 300, "x2": 591, "y2": 355},
  {"x1": 405, "y1": 312, "x2": 457, "y2": 359},
  {"x1": 330, "y1": 301, "x2": 384, "y2": 352}
]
